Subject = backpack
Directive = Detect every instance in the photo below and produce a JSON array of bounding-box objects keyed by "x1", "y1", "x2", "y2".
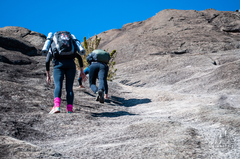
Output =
[
  {"x1": 92, "y1": 49, "x2": 110, "y2": 64},
  {"x1": 51, "y1": 31, "x2": 75, "y2": 59}
]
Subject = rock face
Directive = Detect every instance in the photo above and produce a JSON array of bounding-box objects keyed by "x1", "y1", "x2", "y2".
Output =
[
  {"x1": 0, "y1": 26, "x2": 46, "y2": 65},
  {"x1": 98, "y1": 9, "x2": 240, "y2": 63},
  {"x1": 1, "y1": 9, "x2": 240, "y2": 159},
  {"x1": 0, "y1": 26, "x2": 46, "y2": 56}
]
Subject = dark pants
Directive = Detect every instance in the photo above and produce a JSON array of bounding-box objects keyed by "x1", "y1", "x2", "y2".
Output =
[
  {"x1": 53, "y1": 59, "x2": 76, "y2": 105},
  {"x1": 89, "y1": 62, "x2": 109, "y2": 94},
  {"x1": 78, "y1": 67, "x2": 89, "y2": 85}
]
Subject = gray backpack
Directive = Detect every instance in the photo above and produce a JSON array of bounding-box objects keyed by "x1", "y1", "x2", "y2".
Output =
[{"x1": 51, "y1": 31, "x2": 75, "y2": 59}]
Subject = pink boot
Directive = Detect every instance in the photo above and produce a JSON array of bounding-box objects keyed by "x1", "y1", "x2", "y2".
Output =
[
  {"x1": 49, "y1": 97, "x2": 61, "y2": 114},
  {"x1": 67, "y1": 104, "x2": 73, "y2": 113}
]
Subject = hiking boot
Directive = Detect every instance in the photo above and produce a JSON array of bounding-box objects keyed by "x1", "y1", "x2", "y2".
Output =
[
  {"x1": 49, "y1": 106, "x2": 60, "y2": 114},
  {"x1": 98, "y1": 90, "x2": 104, "y2": 103}
]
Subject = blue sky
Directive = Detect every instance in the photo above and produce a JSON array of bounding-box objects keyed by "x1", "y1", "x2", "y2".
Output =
[{"x1": 1, "y1": 0, "x2": 239, "y2": 41}]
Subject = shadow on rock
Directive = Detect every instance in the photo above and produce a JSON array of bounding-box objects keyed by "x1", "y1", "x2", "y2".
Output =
[
  {"x1": 110, "y1": 96, "x2": 151, "y2": 107},
  {"x1": 91, "y1": 111, "x2": 136, "y2": 118},
  {"x1": 82, "y1": 91, "x2": 96, "y2": 97}
]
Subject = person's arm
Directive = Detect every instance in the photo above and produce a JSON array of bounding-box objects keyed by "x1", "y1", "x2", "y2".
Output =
[
  {"x1": 75, "y1": 53, "x2": 87, "y2": 82},
  {"x1": 46, "y1": 71, "x2": 51, "y2": 85},
  {"x1": 104, "y1": 66, "x2": 109, "y2": 97},
  {"x1": 104, "y1": 94, "x2": 109, "y2": 99},
  {"x1": 45, "y1": 51, "x2": 52, "y2": 84},
  {"x1": 75, "y1": 53, "x2": 83, "y2": 68}
]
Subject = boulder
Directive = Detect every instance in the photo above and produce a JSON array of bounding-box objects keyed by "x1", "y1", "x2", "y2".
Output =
[{"x1": 0, "y1": 26, "x2": 46, "y2": 56}]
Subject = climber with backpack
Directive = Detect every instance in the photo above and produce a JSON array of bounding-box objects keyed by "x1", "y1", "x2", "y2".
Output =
[
  {"x1": 43, "y1": 31, "x2": 87, "y2": 114},
  {"x1": 87, "y1": 49, "x2": 110, "y2": 103}
]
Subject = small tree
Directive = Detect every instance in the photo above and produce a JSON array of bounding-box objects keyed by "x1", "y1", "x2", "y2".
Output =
[
  {"x1": 107, "y1": 50, "x2": 117, "y2": 81},
  {"x1": 75, "y1": 35, "x2": 101, "y2": 70},
  {"x1": 76, "y1": 35, "x2": 117, "y2": 81},
  {"x1": 82, "y1": 35, "x2": 101, "y2": 67}
]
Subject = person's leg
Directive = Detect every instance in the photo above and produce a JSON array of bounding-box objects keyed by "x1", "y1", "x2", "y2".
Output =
[
  {"x1": 53, "y1": 67, "x2": 64, "y2": 99},
  {"x1": 84, "y1": 67, "x2": 90, "y2": 75},
  {"x1": 98, "y1": 63, "x2": 107, "y2": 92},
  {"x1": 49, "y1": 66, "x2": 64, "y2": 114},
  {"x1": 65, "y1": 67, "x2": 76, "y2": 113},
  {"x1": 98, "y1": 63, "x2": 107, "y2": 103},
  {"x1": 89, "y1": 63, "x2": 99, "y2": 94}
]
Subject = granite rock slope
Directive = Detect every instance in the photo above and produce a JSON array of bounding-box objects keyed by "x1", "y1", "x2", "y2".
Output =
[{"x1": 1, "y1": 9, "x2": 240, "y2": 158}]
